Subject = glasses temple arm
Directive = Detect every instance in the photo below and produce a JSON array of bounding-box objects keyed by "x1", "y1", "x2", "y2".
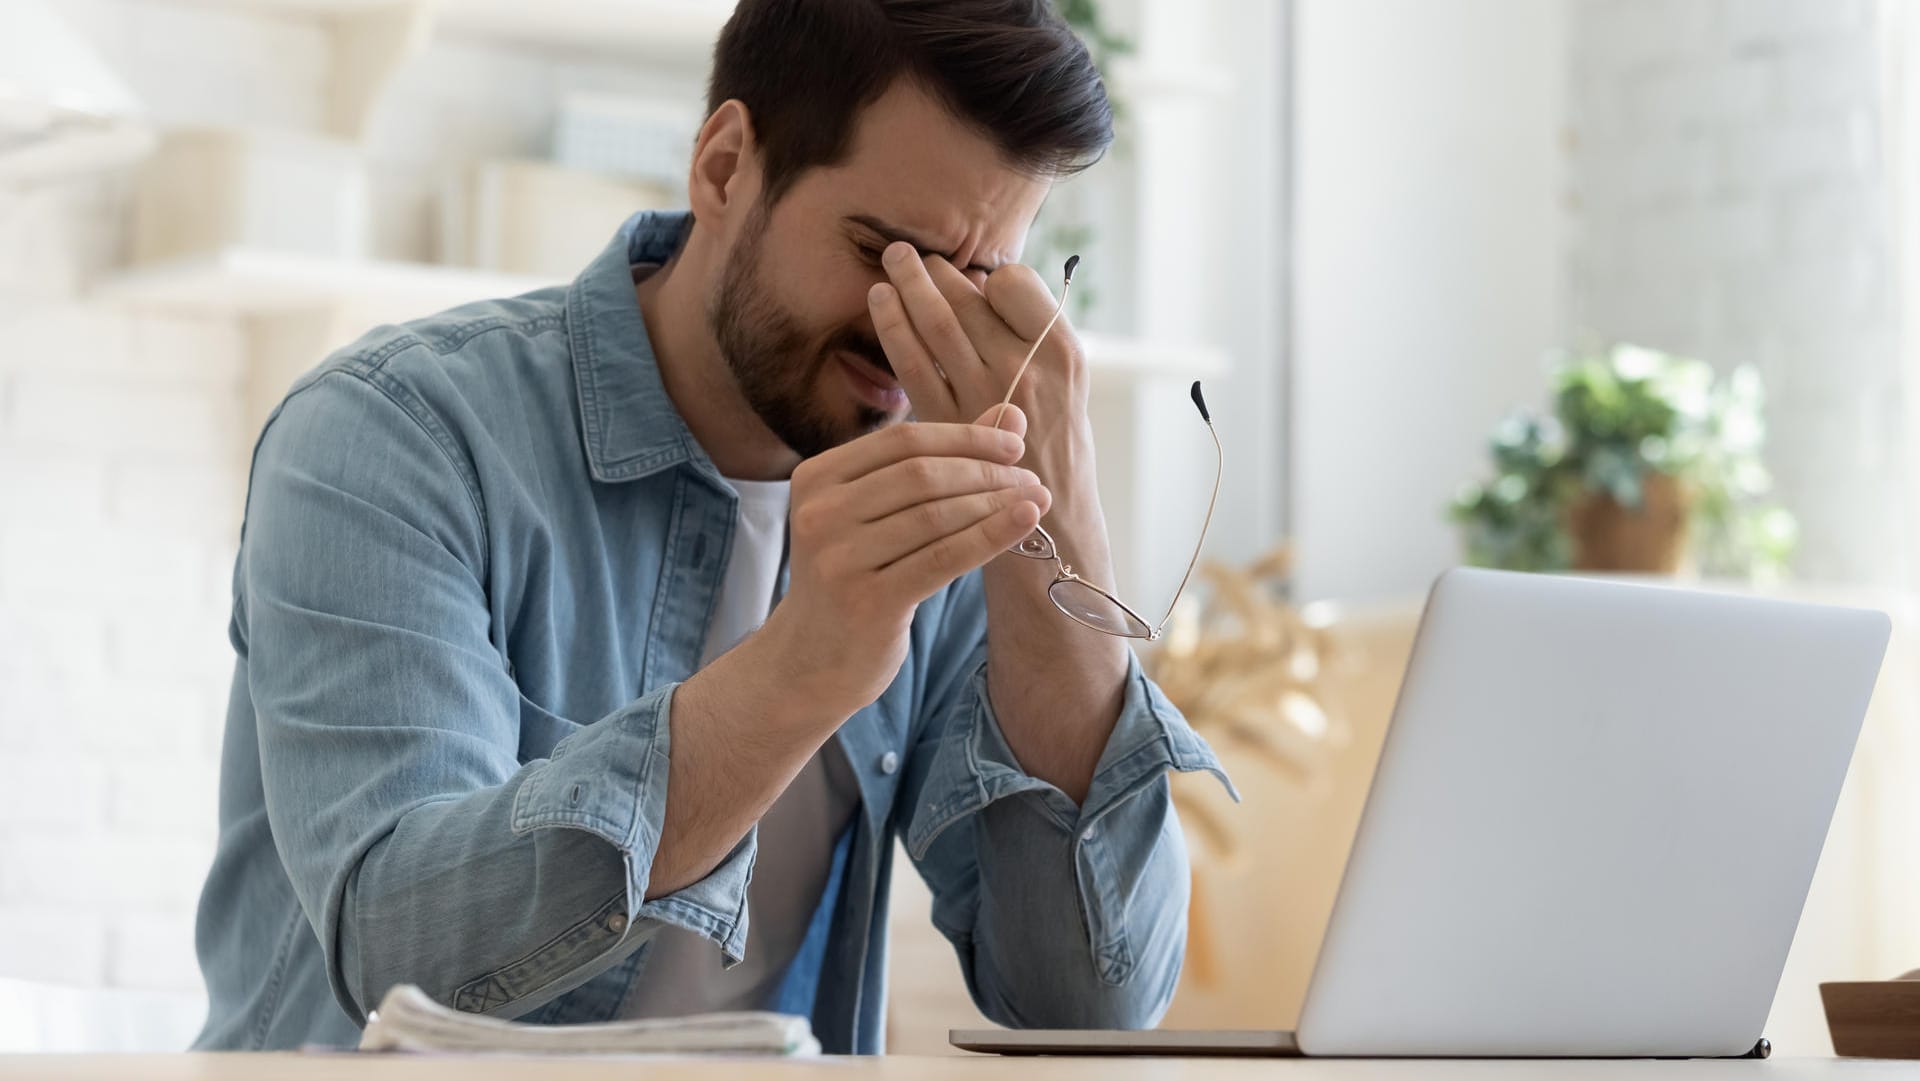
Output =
[
  {"x1": 1152, "y1": 418, "x2": 1224, "y2": 636},
  {"x1": 992, "y1": 274, "x2": 1074, "y2": 432}
]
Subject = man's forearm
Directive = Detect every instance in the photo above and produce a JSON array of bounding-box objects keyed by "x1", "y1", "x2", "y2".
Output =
[
  {"x1": 980, "y1": 475, "x2": 1129, "y2": 806},
  {"x1": 647, "y1": 615, "x2": 849, "y2": 897}
]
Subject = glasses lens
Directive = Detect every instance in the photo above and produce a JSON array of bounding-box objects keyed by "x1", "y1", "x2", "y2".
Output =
[
  {"x1": 1009, "y1": 530, "x2": 1055, "y2": 560},
  {"x1": 1050, "y1": 580, "x2": 1151, "y2": 638}
]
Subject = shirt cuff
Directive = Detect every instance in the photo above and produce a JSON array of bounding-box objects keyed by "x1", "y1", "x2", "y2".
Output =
[
  {"x1": 508, "y1": 681, "x2": 754, "y2": 964},
  {"x1": 905, "y1": 648, "x2": 1238, "y2": 860}
]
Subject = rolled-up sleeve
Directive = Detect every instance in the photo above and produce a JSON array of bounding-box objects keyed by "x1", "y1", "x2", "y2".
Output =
[
  {"x1": 244, "y1": 365, "x2": 750, "y2": 1025},
  {"x1": 899, "y1": 578, "x2": 1236, "y2": 1029}
]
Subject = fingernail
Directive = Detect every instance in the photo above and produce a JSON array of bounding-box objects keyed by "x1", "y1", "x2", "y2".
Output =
[
  {"x1": 868, "y1": 282, "x2": 891, "y2": 305},
  {"x1": 884, "y1": 242, "x2": 911, "y2": 268}
]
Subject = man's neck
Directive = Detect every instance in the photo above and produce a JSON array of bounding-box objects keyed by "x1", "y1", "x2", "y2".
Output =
[{"x1": 633, "y1": 259, "x2": 802, "y2": 482}]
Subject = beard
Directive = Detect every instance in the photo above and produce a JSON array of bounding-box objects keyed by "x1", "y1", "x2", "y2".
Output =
[{"x1": 708, "y1": 202, "x2": 895, "y2": 459}]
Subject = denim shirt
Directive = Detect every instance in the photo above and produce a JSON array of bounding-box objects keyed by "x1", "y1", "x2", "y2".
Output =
[{"x1": 192, "y1": 211, "x2": 1233, "y2": 1053}]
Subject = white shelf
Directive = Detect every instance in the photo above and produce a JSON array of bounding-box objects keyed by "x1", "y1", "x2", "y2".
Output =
[
  {"x1": 94, "y1": 251, "x2": 1227, "y2": 385},
  {"x1": 1081, "y1": 333, "x2": 1229, "y2": 382},
  {"x1": 437, "y1": 0, "x2": 727, "y2": 61},
  {"x1": 95, "y1": 249, "x2": 555, "y2": 316},
  {"x1": 172, "y1": 1, "x2": 1225, "y2": 91},
  {"x1": 181, "y1": 0, "x2": 728, "y2": 60},
  {"x1": 178, "y1": 0, "x2": 412, "y2": 12},
  {"x1": 132, "y1": 0, "x2": 1222, "y2": 147}
]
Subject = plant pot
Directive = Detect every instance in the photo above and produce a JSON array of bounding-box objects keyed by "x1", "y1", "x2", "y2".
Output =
[{"x1": 1564, "y1": 472, "x2": 1692, "y2": 573}]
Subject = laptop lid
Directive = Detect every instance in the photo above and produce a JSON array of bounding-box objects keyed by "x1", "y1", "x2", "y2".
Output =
[{"x1": 1295, "y1": 568, "x2": 1889, "y2": 1057}]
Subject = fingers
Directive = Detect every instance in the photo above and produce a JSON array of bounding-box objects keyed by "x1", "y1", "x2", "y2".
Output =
[
  {"x1": 982, "y1": 262, "x2": 1066, "y2": 343},
  {"x1": 924, "y1": 255, "x2": 1024, "y2": 366},
  {"x1": 986, "y1": 262, "x2": 1087, "y2": 406},
  {"x1": 800, "y1": 421, "x2": 1022, "y2": 487},
  {"x1": 881, "y1": 242, "x2": 1003, "y2": 403},
  {"x1": 869, "y1": 281, "x2": 954, "y2": 417},
  {"x1": 881, "y1": 242, "x2": 981, "y2": 370},
  {"x1": 840, "y1": 454, "x2": 1041, "y2": 524},
  {"x1": 881, "y1": 498, "x2": 1045, "y2": 603},
  {"x1": 861, "y1": 485, "x2": 1053, "y2": 568},
  {"x1": 975, "y1": 402, "x2": 1028, "y2": 439}
]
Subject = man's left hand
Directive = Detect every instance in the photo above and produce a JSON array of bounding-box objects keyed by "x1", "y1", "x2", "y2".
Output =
[{"x1": 867, "y1": 241, "x2": 1095, "y2": 504}]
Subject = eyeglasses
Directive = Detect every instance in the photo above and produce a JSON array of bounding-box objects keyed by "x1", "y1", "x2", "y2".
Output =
[{"x1": 990, "y1": 257, "x2": 1222, "y2": 642}]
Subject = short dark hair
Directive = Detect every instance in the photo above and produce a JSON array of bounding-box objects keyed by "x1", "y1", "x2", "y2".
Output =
[{"x1": 707, "y1": 0, "x2": 1113, "y2": 206}]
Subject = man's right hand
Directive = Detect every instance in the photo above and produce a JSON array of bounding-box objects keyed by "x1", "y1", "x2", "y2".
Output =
[
  {"x1": 761, "y1": 408, "x2": 1052, "y2": 718},
  {"x1": 650, "y1": 408, "x2": 1048, "y2": 898}
]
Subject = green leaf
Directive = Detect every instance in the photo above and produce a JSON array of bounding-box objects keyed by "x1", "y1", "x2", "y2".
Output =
[{"x1": 1448, "y1": 341, "x2": 1797, "y2": 581}]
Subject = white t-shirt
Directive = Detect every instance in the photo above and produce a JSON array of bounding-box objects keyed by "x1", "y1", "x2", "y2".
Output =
[{"x1": 622, "y1": 476, "x2": 860, "y2": 1018}]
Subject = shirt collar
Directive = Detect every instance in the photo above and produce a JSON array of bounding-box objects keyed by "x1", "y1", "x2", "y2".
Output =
[{"x1": 566, "y1": 210, "x2": 726, "y2": 487}]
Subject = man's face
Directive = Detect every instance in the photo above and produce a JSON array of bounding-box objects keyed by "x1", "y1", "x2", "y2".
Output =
[{"x1": 708, "y1": 80, "x2": 1052, "y2": 459}]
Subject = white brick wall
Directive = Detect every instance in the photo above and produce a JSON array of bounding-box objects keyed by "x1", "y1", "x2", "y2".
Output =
[
  {"x1": 0, "y1": 0, "x2": 704, "y2": 1017},
  {"x1": 0, "y1": 259, "x2": 243, "y2": 1001},
  {"x1": 0, "y1": 0, "x2": 299, "y2": 1006},
  {"x1": 1568, "y1": 0, "x2": 1905, "y2": 582}
]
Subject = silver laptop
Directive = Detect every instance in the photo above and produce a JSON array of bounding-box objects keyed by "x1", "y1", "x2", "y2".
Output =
[{"x1": 954, "y1": 567, "x2": 1890, "y2": 1058}]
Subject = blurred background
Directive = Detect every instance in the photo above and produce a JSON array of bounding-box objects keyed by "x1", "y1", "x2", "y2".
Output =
[{"x1": 1, "y1": 0, "x2": 1916, "y2": 1058}]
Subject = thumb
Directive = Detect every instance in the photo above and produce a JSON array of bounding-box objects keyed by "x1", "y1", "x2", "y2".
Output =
[{"x1": 975, "y1": 402, "x2": 1028, "y2": 439}]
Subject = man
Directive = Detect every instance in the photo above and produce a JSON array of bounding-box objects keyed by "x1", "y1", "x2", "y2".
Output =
[{"x1": 194, "y1": 0, "x2": 1230, "y2": 1053}]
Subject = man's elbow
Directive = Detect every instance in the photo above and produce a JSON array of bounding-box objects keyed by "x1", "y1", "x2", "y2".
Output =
[{"x1": 971, "y1": 931, "x2": 1186, "y2": 1030}]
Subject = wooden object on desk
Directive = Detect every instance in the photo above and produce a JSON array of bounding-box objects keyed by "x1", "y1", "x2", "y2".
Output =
[{"x1": 1823, "y1": 979, "x2": 1920, "y2": 1058}]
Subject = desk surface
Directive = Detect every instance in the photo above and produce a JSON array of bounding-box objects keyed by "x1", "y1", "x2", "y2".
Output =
[{"x1": 1, "y1": 1056, "x2": 1915, "y2": 1080}]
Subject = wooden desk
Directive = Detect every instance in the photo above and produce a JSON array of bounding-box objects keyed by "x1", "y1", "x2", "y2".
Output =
[{"x1": 1, "y1": 1056, "x2": 1914, "y2": 1080}]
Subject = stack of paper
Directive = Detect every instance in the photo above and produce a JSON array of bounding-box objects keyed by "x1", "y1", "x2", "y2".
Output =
[{"x1": 358, "y1": 984, "x2": 820, "y2": 1056}]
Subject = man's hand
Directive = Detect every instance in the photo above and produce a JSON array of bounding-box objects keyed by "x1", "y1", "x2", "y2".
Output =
[
  {"x1": 867, "y1": 242, "x2": 1090, "y2": 453},
  {"x1": 866, "y1": 241, "x2": 1127, "y2": 806},
  {"x1": 867, "y1": 241, "x2": 1112, "y2": 580},
  {"x1": 760, "y1": 414, "x2": 1053, "y2": 717},
  {"x1": 655, "y1": 412, "x2": 1046, "y2": 897}
]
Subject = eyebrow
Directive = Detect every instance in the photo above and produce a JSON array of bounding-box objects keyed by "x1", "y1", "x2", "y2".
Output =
[{"x1": 846, "y1": 214, "x2": 1002, "y2": 275}]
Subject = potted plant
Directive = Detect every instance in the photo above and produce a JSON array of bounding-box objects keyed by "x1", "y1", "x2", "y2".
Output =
[{"x1": 1450, "y1": 344, "x2": 1798, "y2": 580}]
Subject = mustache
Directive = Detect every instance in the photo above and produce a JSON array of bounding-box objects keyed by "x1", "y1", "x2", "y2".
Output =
[{"x1": 827, "y1": 332, "x2": 893, "y2": 378}]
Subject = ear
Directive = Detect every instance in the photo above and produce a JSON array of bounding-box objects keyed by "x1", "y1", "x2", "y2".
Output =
[{"x1": 688, "y1": 99, "x2": 761, "y2": 226}]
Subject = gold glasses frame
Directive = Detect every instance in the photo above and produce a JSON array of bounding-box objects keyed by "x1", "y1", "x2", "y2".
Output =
[{"x1": 989, "y1": 257, "x2": 1223, "y2": 642}]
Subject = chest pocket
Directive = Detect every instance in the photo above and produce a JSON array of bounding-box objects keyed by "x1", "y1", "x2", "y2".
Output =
[{"x1": 516, "y1": 691, "x2": 582, "y2": 763}]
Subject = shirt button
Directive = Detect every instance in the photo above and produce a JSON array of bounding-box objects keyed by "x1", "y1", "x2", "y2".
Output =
[
  {"x1": 878, "y1": 751, "x2": 900, "y2": 776},
  {"x1": 607, "y1": 913, "x2": 628, "y2": 934},
  {"x1": 1081, "y1": 825, "x2": 1097, "y2": 841}
]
